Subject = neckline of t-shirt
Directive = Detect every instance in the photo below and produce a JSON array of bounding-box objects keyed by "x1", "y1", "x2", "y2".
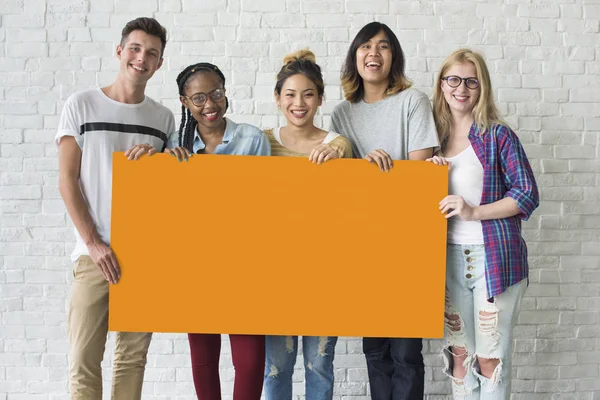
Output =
[
  {"x1": 446, "y1": 144, "x2": 474, "y2": 160},
  {"x1": 273, "y1": 127, "x2": 338, "y2": 146},
  {"x1": 96, "y1": 87, "x2": 148, "y2": 109},
  {"x1": 358, "y1": 89, "x2": 412, "y2": 107}
]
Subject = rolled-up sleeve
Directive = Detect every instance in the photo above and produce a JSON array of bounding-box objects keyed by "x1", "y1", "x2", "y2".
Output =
[{"x1": 500, "y1": 127, "x2": 539, "y2": 220}]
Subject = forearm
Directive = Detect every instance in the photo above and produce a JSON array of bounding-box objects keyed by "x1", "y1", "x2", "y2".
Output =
[
  {"x1": 472, "y1": 197, "x2": 521, "y2": 221},
  {"x1": 59, "y1": 178, "x2": 102, "y2": 246},
  {"x1": 408, "y1": 147, "x2": 434, "y2": 160}
]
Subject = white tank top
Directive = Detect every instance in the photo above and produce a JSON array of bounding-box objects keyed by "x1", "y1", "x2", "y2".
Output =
[{"x1": 446, "y1": 145, "x2": 484, "y2": 244}]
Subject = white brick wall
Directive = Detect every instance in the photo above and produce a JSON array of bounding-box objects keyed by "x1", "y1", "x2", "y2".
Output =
[{"x1": 0, "y1": 0, "x2": 599, "y2": 398}]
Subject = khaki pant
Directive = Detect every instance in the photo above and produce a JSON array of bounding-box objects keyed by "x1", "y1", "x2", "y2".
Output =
[{"x1": 68, "y1": 255, "x2": 152, "y2": 400}]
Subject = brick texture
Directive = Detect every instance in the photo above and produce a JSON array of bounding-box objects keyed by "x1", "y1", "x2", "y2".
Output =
[{"x1": 0, "y1": 0, "x2": 599, "y2": 398}]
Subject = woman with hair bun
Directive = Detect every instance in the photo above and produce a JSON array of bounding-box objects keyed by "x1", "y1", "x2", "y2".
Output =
[
  {"x1": 262, "y1": 49, "x2": 351, "y2": 400},
  {"x1": 265, "y1": 49, "x2": 351, "y2": 162}
]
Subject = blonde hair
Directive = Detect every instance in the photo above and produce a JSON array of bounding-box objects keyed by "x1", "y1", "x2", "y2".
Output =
[
  {"x1": 275, "y1": 49, "x2": 324, "y2": 97},
  {"x1": 433, "y1": 49, "x2": 503, "y2": 152}
]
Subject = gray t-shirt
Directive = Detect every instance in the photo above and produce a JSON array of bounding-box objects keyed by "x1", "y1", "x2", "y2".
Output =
[{"x1": 330, "y1": 88, "x2": 439, "y2": 159}]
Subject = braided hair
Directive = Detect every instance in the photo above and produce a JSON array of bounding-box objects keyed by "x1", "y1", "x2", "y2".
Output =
[{"x1": 176, "y1": 63, "x2": 228, "y2": 152}]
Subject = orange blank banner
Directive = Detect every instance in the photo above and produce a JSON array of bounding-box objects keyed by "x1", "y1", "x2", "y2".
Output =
[{"x1": 109, "y1": 154, "x2": 447, "y2": 338}]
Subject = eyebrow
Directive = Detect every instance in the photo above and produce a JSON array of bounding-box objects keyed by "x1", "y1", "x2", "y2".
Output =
[
  {"x1": 284, "y1": 88, "x2": 316, "y2": 93},
  {"x1": 362, "y1": 38, "x2": 390, "y2": 45},
  {"x1": 129, "y1": 42, "x2": 160, "y2": 54}
]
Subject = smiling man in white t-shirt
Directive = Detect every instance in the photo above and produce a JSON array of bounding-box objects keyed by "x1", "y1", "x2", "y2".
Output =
[{"x1": 55, "y1": 17, "x2": 175, "y2": 400}]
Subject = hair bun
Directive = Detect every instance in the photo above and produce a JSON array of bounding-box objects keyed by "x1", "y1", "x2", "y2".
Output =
[{"x1": 283, "y1": 49, "x2": 316, "y2": 66}]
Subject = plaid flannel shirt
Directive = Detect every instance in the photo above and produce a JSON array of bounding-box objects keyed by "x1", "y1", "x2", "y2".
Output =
[{"x1": 469, "y1": 122, "x2": 539, "y2": 299}]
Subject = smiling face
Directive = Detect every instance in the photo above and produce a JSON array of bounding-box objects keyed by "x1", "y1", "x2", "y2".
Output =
[
  {"x1": 117, "y1": 30, "x2": 163, "y2": 86},
  {"x1": 180, "y1": 71, "x2": 227, "y2": 131},
  {"x1": 441, "y1": 62, "x2": 481, "y2": 116},
  {"x1": 275, "y1": 73, "x2": 322, "y2": 130},
  {"x1": 355, "y1": 30, "x2": 393, "y2": 88}
]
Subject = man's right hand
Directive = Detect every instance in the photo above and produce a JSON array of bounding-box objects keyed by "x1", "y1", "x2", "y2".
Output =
[{"x1": 87, "y1": 240, "x2": 120, "y2": 284}]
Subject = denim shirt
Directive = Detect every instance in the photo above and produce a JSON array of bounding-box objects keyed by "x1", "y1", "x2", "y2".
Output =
[{"x1": 167, "y1": 117, "x2": 271, "y2": 156}]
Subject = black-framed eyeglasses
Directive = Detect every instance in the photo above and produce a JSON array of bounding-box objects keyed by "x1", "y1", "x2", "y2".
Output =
[
  {"x1": 184, "y1": 88, "x2": 225, "y2": 107},
  {"x1": 441, "y1": 76, "x2": 480, "y2": 90}
]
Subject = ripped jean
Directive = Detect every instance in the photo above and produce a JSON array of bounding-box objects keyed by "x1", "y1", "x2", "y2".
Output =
[
  {"x1": 443, "y1": 244, "x2": 525, "y2": 400},
  {"x1": 264, "y1": 335, "x2": 337, "y2": 400}
]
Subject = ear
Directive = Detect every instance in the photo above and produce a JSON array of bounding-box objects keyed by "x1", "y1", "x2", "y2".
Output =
[
  {"x1": 157, "y1": 57, "x2": 164, "y2": 71},
  {"x1": 318, "y1": 95, "x2": 323, "y2": 107},
  {"x1": 179, "y1": 96, "x2": 189, "y2": 109},
  {"x1": 274, "y1": 91, "x2": 280, "y2": 106},
  {"x1": 116, "y1": 44, "x2": 123, "y2": 59}
]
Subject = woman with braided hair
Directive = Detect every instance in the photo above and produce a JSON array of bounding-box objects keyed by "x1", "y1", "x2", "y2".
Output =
[
  {"x1": 166, "y1": 62, "x2": 269, "y2": 159},
  {"x1": 166, "y1": 62, "x2": 269, "y2": 399}
]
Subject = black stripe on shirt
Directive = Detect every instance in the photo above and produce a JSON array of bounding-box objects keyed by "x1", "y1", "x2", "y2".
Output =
[{"x1": 80, "y1": 122, "x2": 168, "y2": 145}]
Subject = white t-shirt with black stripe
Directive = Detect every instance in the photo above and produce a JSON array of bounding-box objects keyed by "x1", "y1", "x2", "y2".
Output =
[{"x1": 55, "y1": 88, "x2": 175, "y2": 261}]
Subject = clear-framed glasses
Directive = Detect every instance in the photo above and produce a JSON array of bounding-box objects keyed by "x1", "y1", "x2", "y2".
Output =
[
  {"x1": 441, "y1": 75, "x2": 480, "y2": 90},
  {"x1": 184, "y1": 88, "x2": 225, "y2": 107}
]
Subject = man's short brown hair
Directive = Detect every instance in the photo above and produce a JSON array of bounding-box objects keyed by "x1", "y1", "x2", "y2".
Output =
[{"x1": 120, "y1": 17, "x2": 167, "y2": 57}]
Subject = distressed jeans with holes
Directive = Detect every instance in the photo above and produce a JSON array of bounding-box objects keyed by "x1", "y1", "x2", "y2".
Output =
[
  {"x1": 264, "y1": 335, "x2": 338, "y2": 400},
  {"x1": 443, "y1": 244, "x2": 526, "y2": 400}
]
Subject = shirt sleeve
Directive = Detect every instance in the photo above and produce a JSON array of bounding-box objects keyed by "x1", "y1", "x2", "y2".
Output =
[
  {"x1": 55, "y1": 96, "x2": 81, "y2": 147},
  {"x1": 166, "y1": 130, "x2": 180, "y2": 150},
  {"x1": 330, "y1": 136, "x2": 353, "y2": 158},
  {"x1": 407, "y1": 91, "x2": 440, "y2": 154},
  {"x1": 163, "y1": 113, "x2": 177, "y2": 151},
  {"x1": 499, "y1": 126, "x2": 539, "y2": 220},
  {"x1": 253, "y1": 130, "x2": 271, "y2": 156},
  {"x1": 330, "y1": 108, "x2": 341, "y2": 135}
]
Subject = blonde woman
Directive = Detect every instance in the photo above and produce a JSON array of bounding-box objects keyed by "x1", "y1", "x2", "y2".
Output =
[{"x1": 428, "y1": 49, "x2": 539, "y2": 399}]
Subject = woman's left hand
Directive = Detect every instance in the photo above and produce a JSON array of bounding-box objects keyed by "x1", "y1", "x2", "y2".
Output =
[
  {"x1": 426, "y1": 155, "x2": 451, "y2": 168},
  {"x1": 125, "y1": 143, "x2": 157, "y2": 160},
  {"x1": 309, "y1": 144, "x2": 340, "y2": 165},
  {"x1": 439, "y1": 195, "x2": 476, "y2": 221}
]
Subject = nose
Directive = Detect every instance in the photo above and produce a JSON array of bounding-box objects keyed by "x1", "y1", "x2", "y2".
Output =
[
  {"x1": 204, "y1": 95, "x2": 219, "y2": 108},
  {"x1": 137, "y1": 49, "x2": 149, "y2": 63},
  {"x1": 293, "y1": 95, "x2": 305, "y2": 107},
  {"x1": 202, "y1": 96, "x2": 219, "y2": 109},
  {"x1": 368, "y1": 47, "x2": 380, "y2": 57},
  {"x1": 455, "y1": 81, "x2": 469, "y2": 92}
]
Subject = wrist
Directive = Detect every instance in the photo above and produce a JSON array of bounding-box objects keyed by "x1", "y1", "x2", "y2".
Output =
[
  {"x1": 471, "y1": 206, "x2": 482, "y2": 221},
  {"x1": 84, "y1": 235, "x2": 103, "y2": 248}
]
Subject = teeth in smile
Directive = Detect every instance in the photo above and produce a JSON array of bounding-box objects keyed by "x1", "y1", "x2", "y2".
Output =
[
  {"x1": 292, "y1": 111, "x2": 307, "y2": 116},
  {"x1": 205, "y1": 112, "x2": 217, "y2": 117},
  {"x1": 131, "y1": 65, "x2": 145, "y2": 71},
  {"x1": 366, "y1": 62, "x2": 381, "y2": 67},
  {"x1": 454, "y1": 96, "x2": 468, "y2": 100}
]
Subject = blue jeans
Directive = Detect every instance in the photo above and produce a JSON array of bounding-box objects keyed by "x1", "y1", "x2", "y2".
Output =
[
  {"x1": 443, "y1": 244, "x2": 525, "y2": 399},
  {"x1": 264, "y1": 335, "x2": 337, "y2": 400},
  {"x1": 363, "y1": 337, "x2": 424, "y2": 400}
]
